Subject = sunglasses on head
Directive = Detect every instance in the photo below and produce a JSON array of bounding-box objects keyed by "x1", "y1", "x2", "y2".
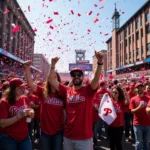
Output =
[{"x1": 71, "y1": 72, "x2": 83, "y2": 78}]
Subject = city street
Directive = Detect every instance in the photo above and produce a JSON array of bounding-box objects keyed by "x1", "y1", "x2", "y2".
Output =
[{"x1": 32, "y1": 133, "x2": 135, "y2": 150}]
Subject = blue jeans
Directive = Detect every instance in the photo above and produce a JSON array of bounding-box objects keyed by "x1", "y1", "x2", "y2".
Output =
[
  {"x1": 97, "y1": 117, "x2": 108, "y2": 137},
  {"x1": 41, "y1": 130, "x2": 63, "y2": 150},
  {"x1": 0, "y1": 133, "x2": 32, "y2": 150},
  {"x1": 133, "y1": 126, "x2": 150, "y2": 150}
]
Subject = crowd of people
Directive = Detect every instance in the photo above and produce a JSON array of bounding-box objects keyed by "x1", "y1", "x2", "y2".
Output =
[{"x1": 0, "y1": 51, "x2": 150, "y2": 150}]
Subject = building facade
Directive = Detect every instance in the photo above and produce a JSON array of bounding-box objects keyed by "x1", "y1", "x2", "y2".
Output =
[
  {"x1": 0, "y1": 0, "x2": 35, "y2": 61},
  {"x1": 106, "y1": 1, "x2": 150, "y2": 76},
  {"x1": 93, "y1": 50, "x2": 107, "y2": 76},
  {"x1": 33, "y1": 54, "x2": 50, "y2": 80}
]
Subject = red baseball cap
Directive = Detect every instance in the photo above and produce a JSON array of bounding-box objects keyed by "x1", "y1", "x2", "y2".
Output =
[
  {"x1": 99, "y1": 81, "x2": 106, "y2": 86},
  {"x1": 2, "y1": 81, "x2": 10, "y2": 90},
  {"x1": 70, "y1": 68, "x2": 83, "y2": 75},
  {"x1": 130, "y1": 83, "x2": 135, "y2": 87},
  {"x1": 135, "y1": 83, "x2": 144, "y2": 88},
  {"x1": 9, "y1": 78, "x2": 25, "y2": 87}
]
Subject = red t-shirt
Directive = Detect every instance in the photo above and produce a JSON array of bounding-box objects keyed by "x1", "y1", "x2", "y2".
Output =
[
  {"x1": 92, "y1": 89, "x2": 110, "y2": 123},
  {"x1": 36, "y1": 86, "x2": 65, "y2": 135},
  {"x1": 27, "y1": 94, "x2": 40, "y2": 119},
  {"x1": 0, "y1": 96, "x2": 29, "y2": 140},
  {"x1": 110, "y1": 99, "x2": 124, "y2": 127},
  {"x1": 144, "y1": 91, "x2": 150, "y2": 98},
  {"x1": 59, "y1": 83, "x2": 96, "y2": 140},
  {"x1": 148, "y1": 100, "x2": 150, "y2": 106},
  {"x1": 129, "y1": 95, "x2": 150, "y2": 126}
]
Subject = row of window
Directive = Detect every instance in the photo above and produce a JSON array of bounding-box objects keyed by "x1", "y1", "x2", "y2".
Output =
[{"x1": 120, "y1": 11, "x2": 150, "y2": 40}]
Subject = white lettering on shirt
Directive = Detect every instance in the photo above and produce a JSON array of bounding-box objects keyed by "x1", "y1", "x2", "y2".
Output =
[
  {"x1": 68, "y1": 95, "x2": 85, "y2": 103},
  {"x1": 45, "y1": 98, "x2": 63, "y2": 106},
  {"x1": 135, "y1": 101, "x2": 148, "y2": 107},
  {"x1": 9, "y1": 105, "x2": 27, "y2": 116}
]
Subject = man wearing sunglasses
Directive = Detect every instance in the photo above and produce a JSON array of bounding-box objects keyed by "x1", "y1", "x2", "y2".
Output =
[{"x1": 50, "y1": 51, "x2": 104, "y2": 150}]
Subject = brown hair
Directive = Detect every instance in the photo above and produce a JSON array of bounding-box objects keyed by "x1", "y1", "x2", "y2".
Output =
[
  {"x1": 112, "y1": 85, "x2": 125, "y2": 102},
  {"x1": 3, "y1": 86, "x2": 17, "y2": 105},
  {"x1": 43, "y1": 72, "x2": 61, "y2": 99}
]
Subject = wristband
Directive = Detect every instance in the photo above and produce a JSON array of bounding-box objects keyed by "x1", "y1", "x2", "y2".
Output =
[{"x1": 97, "y1": 62, "x2": 103, "y2": 65}]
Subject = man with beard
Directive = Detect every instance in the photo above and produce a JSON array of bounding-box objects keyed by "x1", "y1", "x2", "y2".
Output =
[
  {"x1": 50, "y1": 51, "x2": 104, "y2": 150},
  {"x1": 129, "y1": 83, "x2": 150, "y2": 150},
  {"x1": 144, "y1": 83, "x2": 150, "y2": 98}
]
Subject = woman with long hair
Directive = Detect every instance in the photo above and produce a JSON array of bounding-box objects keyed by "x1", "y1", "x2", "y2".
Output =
[
  {"x1": 108, "y1": 85, "x2": 129, "y2": 150},
  {"x1": 24, "y1": 61, "x2": 65, "y2": 150},
  {"x1": 0, "y1": 78, "x2": 34, "y2": 150}
]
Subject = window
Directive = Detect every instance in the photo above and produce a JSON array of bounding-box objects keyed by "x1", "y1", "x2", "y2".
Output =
[
  {"x1": 132, "y1": 35, "x2": 134, "y2": 42},
  {"x1": 146, "y1": 25, "x2": 150, "y2": 34},
  {"x1": 145, "y1": 12, "x2": 150, "y2": 22},
  {"x1": 125, "y1": 39, "x2": 127, "y2": 47},
  {"x1": 120, "y1": 34, "x2": 121, "y2": 41},
  {"x1": 141, "y1": 46, "x2": 144, "y2": 55},
  {"x1": 136, "y1": 32, "x2": 139, "y2": 40},
  {"x1": 140, "y1": 15, "x2": 142, "y2": 26},
  {"x1": 147, "y1": 43, "x2": 150, "y2": 51},
  {"x1": 129, "y1": 37, "x2": 131, "y2": 45},
  {"x1": 136, "y1": 49, "x2": 139, "y2": 56},
  {"x1": 128, "y1": 26, "x2": 130, "y2": 35},
  {"x1": 129, "y1": 51, "x2": 131, "y2": 58},
  {"x1": 136, "y1": 19, "x2": 139, "y2": 29},
  {"x1": 125, "y1": 29, "x2": 127, "y2": 37},
  {"x1": 132, "y1": 22, "x2": 134, "y2": 32},
  {"x1": 141, "y1": 29, "x2": 143, "y2": 38}
]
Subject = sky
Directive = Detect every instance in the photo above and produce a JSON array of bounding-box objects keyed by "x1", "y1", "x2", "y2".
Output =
[{"x1": 17, "y1": 0, "x2": 146, "y2": 72}]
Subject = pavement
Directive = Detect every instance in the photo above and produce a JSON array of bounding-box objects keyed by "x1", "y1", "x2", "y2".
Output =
[{"x1": 32, "y1": 134, "x2": 135, "y2": 150}]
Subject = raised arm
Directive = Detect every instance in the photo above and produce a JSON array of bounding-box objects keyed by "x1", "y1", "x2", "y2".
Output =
[
  {"x1": 90, "y1": 51, "x2": 104, "y2": 90},
  {"x1": 24, "y1": 61, "x2": 37, "y2": 92},
  {"x1": 49, "y1": 57, "x2": 60, "y2": 91}
]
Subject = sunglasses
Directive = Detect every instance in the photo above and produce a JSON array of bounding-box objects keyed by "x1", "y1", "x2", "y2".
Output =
[
  {"x1": 71, "y1": 73, "x2": 83, "y2": 78},
  {"x1": 112, "y1": 92, "x2": 118, "y2": 95}
]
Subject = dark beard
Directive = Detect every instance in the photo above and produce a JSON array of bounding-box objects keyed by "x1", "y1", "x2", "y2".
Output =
[
  {"x1": 137, "y1": 90, "x2": 143, "y2": 94},
  {"x1": 72, "y1": 78, "x2": 83, "y2": 86}
]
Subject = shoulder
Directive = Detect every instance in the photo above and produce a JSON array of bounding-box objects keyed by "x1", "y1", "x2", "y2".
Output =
[
  {"x1": 130, "y1": 96, "x2": 138, "y2": 101},
  {"x1": 0, "y1": 98, "x2": 9, "y2": 107}
]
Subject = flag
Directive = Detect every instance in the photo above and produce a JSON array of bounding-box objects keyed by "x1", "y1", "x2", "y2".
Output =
[{"x1": 98, "y1": 94, "x2": 117, "y2": 125}]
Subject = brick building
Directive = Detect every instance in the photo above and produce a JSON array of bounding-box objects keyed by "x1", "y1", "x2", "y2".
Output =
[
  {"x1": 106, "y1": 1, "x2": 150, "y2": 76},
  {"x1": 93, "y1": 50, "x2": 107, "y2": 76},
  {"x1": 33, "y1": 54, "x2": 50, "y2": 80},
  {"x1": 0, "y1": 0, "x2": 35, "y2": 61}
]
